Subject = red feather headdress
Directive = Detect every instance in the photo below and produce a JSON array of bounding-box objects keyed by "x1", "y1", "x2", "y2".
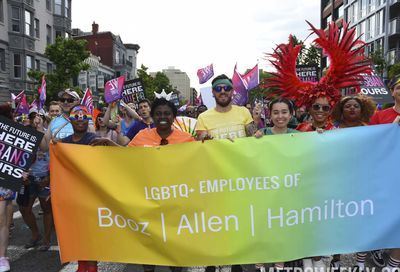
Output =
[{"x1": 265, "y1": 20, "x2": 372, "y2": 108}]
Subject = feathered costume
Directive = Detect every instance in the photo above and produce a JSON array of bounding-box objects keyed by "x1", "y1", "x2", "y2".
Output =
[{"x1": 265, "y1": 20, "x2": 372, "y2": 108}]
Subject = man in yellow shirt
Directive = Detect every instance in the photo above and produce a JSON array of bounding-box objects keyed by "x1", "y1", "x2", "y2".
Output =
[
  {"x1": 196, "y1": 74, "x2": 256, "y2": 140},
  {"x1": 195, "y1": 74, "x2": 256, "y2": 272}
]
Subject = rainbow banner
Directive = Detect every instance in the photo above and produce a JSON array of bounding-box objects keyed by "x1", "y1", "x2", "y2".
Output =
[{"x1": 50, "y1": 124, "x2": 400, "y2": 266}]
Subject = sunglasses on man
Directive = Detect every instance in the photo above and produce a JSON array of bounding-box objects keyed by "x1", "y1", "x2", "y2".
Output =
[
  {"x1": 214, "y1": 85, "x2": 233, "y2": 93},
  {"x1": 311, "y1": 104, "x2": 331, "y2": 112},
  {"x1": 60, "y1": 98, "x2": 76, "y2": 103}
]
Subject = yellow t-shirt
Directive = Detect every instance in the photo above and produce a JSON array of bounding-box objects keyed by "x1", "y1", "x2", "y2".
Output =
[{"x1": 196, "y1": 105, "x2": 253, "y2": 139}]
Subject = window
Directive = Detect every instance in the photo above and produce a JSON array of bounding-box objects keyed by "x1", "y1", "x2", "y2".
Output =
[
  {"x1": 55, "y1": 30, "x2": 62, "y2": 38},
  {"x1": 14, "y1": 54, "x2": 21, "y2": 78},
  {"x1": 338, "y1": 5, "x2": 344, "y2": 18},
  {"x1": 46, "y1": 25, "x2": 52, "y2": 45},
  {"x1": 0, "y1": 0, "x2": 4, "y2": 23},
  {"x1": 34, "y1": 18, "x2": 39, "y2": 38},
  {"x1": 0, "y1": 49, "x2": 5, "y2": 71},
  {"x1": 24, "y1": 10, "x2": 32, "y2": 36},
  {"x1": 11, "y1": 7, "x2": 20, "y2": 32},
  {"x1": 46, "y1": 0, "x2": 51, "y2": 11},
  {"x1": 65, "y1": 0, "x2": 70, "y2": 18},
  {"x1": 359, "y1": 0, "x2": 367, "y2": 18},
  {"x1": 35, "y1": 59, "x2": 40, "y2": 71},
  {"x1": 26, "y1": 55, "x2": 33, "y2": 76},
  {"x1": 55, "y1": 0, "x2": 62, "y2": 15},
  {"x1": 115, "y1": 50, "x2": 120, "y2": 64},
  {"x1": 47, "y1": 63, "x2": 52, "y2": 73}
]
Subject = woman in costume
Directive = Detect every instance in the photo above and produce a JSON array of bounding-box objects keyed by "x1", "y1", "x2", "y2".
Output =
[{"x1": 264, "y1": 20, "x2": 372, "y2": 271}]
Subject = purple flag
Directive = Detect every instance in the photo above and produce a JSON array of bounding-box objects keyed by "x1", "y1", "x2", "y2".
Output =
[
  {"x1": 197, "y1": 64, "x2": 214, "y2": 84},
  {"x1": 16, "y1": 94, "x2": 29, "y2": 115},
  {"x1": 38, "y1": 75, "x2": 46, "y2": 110},
  {"x1": 104, "y1": 76, "x2": 125, "y2": 103},
  {"x1": 232, "y1": 64, "x2": 248, "y2": 106},
  {"x1": 241, "y1": 64, "x2": 259, "y2": 91}
]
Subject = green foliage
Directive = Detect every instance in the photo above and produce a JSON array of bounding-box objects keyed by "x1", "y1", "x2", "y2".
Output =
[
  {"x1": 302, "y1": 45, "x2": 321, "y2": 66},
  {"x1": 291, "y1": 35, "x2": 305, "y2": 65},
  {"x1": 369, "y1": 46, "x2": 386, "y2": 77},
  {"x1": 248, "y1": 70, "x2": 274, "y2": 103},
  {"x1": 389, "y1": 63, "x2": 400, "y2": 79},
  {"x1": 289, "y1": 36, "x2": 321, "y2": 66},
  {"x1": 29, "y1": 37, "x2": 90, "y2": 103},
  {"x1": 137, "y1": 65, "x2": 174, "y2": 101}
]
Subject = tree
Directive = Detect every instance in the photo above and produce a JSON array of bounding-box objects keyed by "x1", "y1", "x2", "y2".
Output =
[
  {"x1": 248, "y1": 70, "x2": 274, "y2": 103},
  {"x1": 291, "y1": 35, "x2": 305, "y2": 65},
  {"x1": 389, "y1": 63, "x2": 400, "y2": 79},
  {"x1": 29, "y1": 37, "x2": 90, "y2": 102},
  {"x1": 136, "y1": 65, "x2": 174, "y2": 101},
  {"x1": 369, "y1": 46, "x2": 387, "y2": 77},
  {"x1": 302, "y1": 45, "x2": 321, "y2": 66}
]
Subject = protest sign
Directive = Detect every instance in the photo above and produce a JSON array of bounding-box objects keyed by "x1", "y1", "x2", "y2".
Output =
[
  {"x1": 121, "y1": 79, "x2": 146, "y2": 108},
  {"x1": 170, "y1": 92, "x2": 180, "y2": 107},
  {"x1": 296, "y1": 65, "x2": 319, "y2": 82},
  {"x1": 360, "y1": 74, "x2": 392, "y2": 104},
  {"x1": 51, "y1": 124, "x2": 400, "y2": 266},
  {"x1": 0, "y1": 116, "x2": 44, "y2": 191},
  {"x1": 104, "y1": 76, "x2": 125, "y2": 103}
]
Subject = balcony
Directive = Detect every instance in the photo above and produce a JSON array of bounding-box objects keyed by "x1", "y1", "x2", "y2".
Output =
[
  {"x1": 391, "y1": 0, "x2": 400, "y2": 6},
  {"x1": 389, "y1": 17, "x2": 400, "y2": 36},
  {"x1": 387, "y1": 49, "x2": 400, "y2": 65}
]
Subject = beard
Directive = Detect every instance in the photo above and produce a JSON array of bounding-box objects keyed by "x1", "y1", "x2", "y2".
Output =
[{"x1": 215, "y1": 95, "x2": 232, "y2": 107}]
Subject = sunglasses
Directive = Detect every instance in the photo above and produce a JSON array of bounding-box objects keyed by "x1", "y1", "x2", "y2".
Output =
[
  {"x1": 60, "y1": 98, "x2": 76, "y2": 103},
  {"x1": 160, "y1": 138, "x2": 169, "y2": 146},
  {"x1": 70, "y1": 114, "x2": 90, "y2": 121},
  {"x1": 214, "y1": 85, "x2": 233, "y2": 93},
  {"x1": 311, "y1": 104, "x2": 331, "y2": 112}
]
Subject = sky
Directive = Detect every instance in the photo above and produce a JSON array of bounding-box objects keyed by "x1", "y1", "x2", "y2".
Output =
[{"x1": 72, "y1": 0, "x2": 320, "y2": 91}]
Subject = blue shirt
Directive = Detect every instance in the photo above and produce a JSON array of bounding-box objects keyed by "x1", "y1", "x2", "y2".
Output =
[
  {"x1": 31, "y1": 150, "x2": 50, "y2": 177},
  {"x1": 126, "y1": 121, "x2": 154, "y2": 140}
]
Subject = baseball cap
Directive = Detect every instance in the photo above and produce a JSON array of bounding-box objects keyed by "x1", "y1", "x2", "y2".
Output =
[{"x1": 58, "y1": 88, "x2": 80, "y2": 100}]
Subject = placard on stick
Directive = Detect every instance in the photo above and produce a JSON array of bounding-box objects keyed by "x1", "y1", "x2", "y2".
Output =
[{"x1": 0, "y1": 116, "x2": 44, "y2": 191}]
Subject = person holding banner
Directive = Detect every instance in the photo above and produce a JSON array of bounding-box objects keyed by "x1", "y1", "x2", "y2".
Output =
[
  {"x1": 0, "y1": 104, "x2": 17, "y2": 272},
  {"x1": 368, "y1": 75, "x2": 400, "y2": 272},
  {"x1": 332, "y1": 95, "x2": 376, "y2": 129},
  {"x1": 329, "y1": 95, "x2": 379, "y2": 271},
  {"x1": 253, "y1": 98, "x2": 297, "y2": 272},
  {"x1": 255, "y1": 98, "x2": 297, "y2": 137},
  {"x1": 60, "y1": 105, "x2": 98, "y2": 272},
  {"x1": 92, "y1": 98, "x2": 193, "y2": 147},
  {"x1": 196, "y1": 74, "x2": 257, "y2": 142},
  {"x1": 264, "y1": 20, "x2": 372, "y2": 271},
  {"x1": 195, "y1": 74, "x2": 256, "y2": 272}
]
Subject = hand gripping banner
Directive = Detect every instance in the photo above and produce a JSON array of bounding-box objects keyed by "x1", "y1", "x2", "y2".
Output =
[{"x1": 50, "y1": 124, "x2": 400, "y2": 266}]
